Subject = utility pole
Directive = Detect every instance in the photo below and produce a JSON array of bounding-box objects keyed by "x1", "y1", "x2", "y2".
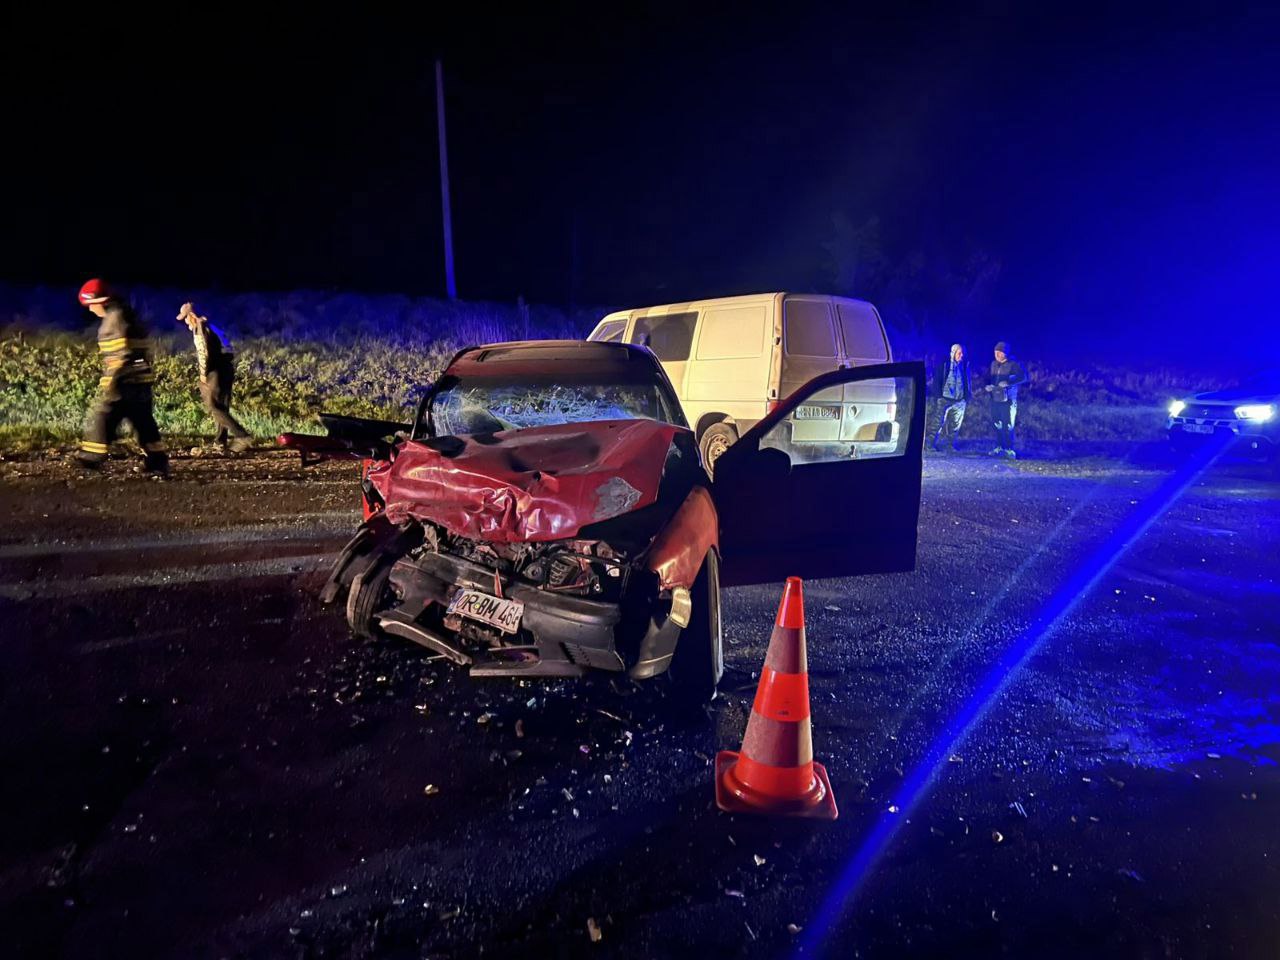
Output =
[{"x1": 436, "y1": 59, "x2": 458, "y2": 300}]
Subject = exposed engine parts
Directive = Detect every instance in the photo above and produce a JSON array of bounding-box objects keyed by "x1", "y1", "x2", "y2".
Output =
[{"x1": 409, "y1": 518, "x2": 631, "y2": 600}]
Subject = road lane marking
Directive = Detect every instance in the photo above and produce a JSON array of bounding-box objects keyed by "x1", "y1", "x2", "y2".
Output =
[
  {"x1": 75, "y1": 616, "x2": 290, "y2": 653},
  {"x1": 0, "y1": 513, "x2": 356, "y2": 559},
  {"x1": 0, "y1": 554, "x2": 332, "y2": 600}
]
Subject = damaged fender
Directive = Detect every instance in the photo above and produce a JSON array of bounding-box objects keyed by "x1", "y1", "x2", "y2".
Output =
[
  {"x1": 630, "y1": 486, "x2": 720, "y2": 680},
  {"x1": 646, "y1": 485, "x2": 719, "y2": 592}
]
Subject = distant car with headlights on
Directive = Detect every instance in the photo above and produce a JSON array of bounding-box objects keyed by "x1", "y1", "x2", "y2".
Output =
[{"x1": 1167, "y1": 372, "x2": 1279, "y2": 463}]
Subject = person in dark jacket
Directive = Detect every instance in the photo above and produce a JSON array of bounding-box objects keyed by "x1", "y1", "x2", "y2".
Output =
[
  {"x1": 76, "y1": 279, "x2": 169, "y2": 475},
  {"x1": 931, "y1": 342, "x2": 970, "y2": 451},
  {"x1": 177, "y1": 302, "x2": 251, "y2": 453},
  {"x1": 984, "y1": 340, "x2": 1028, "y2": 458}
]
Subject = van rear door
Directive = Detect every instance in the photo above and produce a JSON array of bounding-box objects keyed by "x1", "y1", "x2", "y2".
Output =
[
  {"x1": 779, "y1": 296, "x2": 842, "y2": 401},
  {"x1": 830, "y1": 300, "x2": 896, "y2": 442},
  {"x1": 834, "y1": 299, "x2": 891, "y2": 366}
]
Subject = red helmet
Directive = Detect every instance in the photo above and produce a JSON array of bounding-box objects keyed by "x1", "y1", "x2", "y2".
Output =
[{"x1": 78, "y1": 278, "x2": 113, "y2": 305}]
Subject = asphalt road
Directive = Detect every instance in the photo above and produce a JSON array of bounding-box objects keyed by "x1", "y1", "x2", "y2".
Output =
[{"x1": 0, "y1": 448, "x2": 1276, "y2": 959}]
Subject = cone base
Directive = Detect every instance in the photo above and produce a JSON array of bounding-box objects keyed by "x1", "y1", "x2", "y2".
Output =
[{"x1": 714, "y1": 750, "x2": 839, "y2": 820}]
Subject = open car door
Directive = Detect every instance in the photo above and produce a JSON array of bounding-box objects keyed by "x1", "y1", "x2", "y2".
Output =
[{"x1": 712, "y1": 361, "x2": 925, "y2": 588}]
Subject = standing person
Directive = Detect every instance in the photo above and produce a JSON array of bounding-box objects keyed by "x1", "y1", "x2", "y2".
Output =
[
  {"x1": 984, "y1": 340, "x2": 1028, "y2": 458},
  {"x1": 931, "y1": 342, "x2": 970, "y2": 452},
  {"x1": 76, "y1": 279, "x2": 169, "y2": 475},
  {"x1": 176, "y1": 302, "x2": 252, "y2": 453}
]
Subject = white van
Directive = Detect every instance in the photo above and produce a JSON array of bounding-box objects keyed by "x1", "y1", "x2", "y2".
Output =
[{"x1": 586, "y1": 292, "x2": 894, "y2": 472}]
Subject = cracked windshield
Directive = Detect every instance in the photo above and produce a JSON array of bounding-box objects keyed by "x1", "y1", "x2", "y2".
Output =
[{"x1": 431, "y1": 379, "x2": 679, "y2": 436}]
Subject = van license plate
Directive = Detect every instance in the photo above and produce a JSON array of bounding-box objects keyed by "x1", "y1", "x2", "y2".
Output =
[
  {"x1": 795, "y1": 404, "x2": 840, "y2": 421},
  {"x1": 447, "y1": 589, "x2": 524, "y2": 635}
]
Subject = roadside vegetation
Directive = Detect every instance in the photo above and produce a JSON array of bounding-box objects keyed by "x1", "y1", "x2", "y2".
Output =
[{"x1": 0, "y1": 285, "x2": 1229, "y2": 453}]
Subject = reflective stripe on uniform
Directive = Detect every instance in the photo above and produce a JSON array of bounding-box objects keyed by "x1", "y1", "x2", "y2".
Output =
[
  {"x1": 99, "y1": 337, "x2": 128, "y2": 352},
  {"x1": 80, "y1": 440, "x2": 109, "y2": 453}
]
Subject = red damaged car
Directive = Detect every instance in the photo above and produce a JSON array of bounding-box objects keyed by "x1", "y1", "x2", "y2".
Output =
[{"x1": 282, "y1": 340, "x2": 925, "y2": 702}]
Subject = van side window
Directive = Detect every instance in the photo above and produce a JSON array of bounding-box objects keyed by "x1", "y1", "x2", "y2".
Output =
[
  {"x1": 696, "y1": 305, "x2": 766, "y2": 359},
  {"x1": 836, "y1": 302, "x2": 888, "y2": 360},
  {"x1": 784, "y1": 300, "x2": 837, "y2": 357},
  {"x1": 632, "y1": 312, "x2": 697, "y2": 361},
  {"x1": 592, "y1": 319, "x2": 627, "y2": 343}
]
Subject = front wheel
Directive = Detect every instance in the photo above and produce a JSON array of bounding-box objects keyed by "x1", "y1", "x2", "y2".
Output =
[
  {"x1": 346, "y1": 561, "x2": 393, "y2": 639},
  {"x1": 667, "y1": 550, "x2": 723, "y2": 704},
  {"x1": 698, "y1": 423, "x2": 738, "y2": 478}
]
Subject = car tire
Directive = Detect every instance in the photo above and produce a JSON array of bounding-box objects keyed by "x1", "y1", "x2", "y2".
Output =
[
  {"x1": 699, "y1": 423, "x2": 738, "y2": 478},
  {"x1": 667, "y1": 550, "x2": 723, "y2": 705},
  {"x1": 346, "y1": 560, "x2": 392, "y2": 639}
]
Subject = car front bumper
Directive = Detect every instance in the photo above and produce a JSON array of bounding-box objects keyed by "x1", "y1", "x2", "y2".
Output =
[
  {"x1": 381, "y1": 550, "x2": 682, "y2": 680},
  {"x1": 1167, "y1": 416, "x2": 1279, "y2": 458}
]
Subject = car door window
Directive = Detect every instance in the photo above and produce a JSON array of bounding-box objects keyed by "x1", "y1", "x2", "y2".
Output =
[{"x1": 761, "y1": 376, "x2": 913, "y2": 463}]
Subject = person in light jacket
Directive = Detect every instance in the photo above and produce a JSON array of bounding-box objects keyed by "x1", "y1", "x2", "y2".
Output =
[{"x1": 931, "y1": 342, "x2": 970, "y2": 452}]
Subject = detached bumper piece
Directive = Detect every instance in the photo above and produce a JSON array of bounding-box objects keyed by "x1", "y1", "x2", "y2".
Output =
[{"x1": 387, "y1": 551, "x2": 626, "y2": 678}]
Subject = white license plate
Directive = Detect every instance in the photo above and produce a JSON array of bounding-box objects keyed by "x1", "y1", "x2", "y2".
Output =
[
  {"x1": 447, "y1": 589, "x2": 525, "y2": 635},
  {"x1": 1183, "y1": 423, "x2": 1214, "y2": 434},
  {"x1": 794, "y1": 404, "x2": 840, "y2": 421}
]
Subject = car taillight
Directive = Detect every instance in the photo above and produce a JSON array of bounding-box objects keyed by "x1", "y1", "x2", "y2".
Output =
[{"x1": 767, "y1": 399, "x2": 782, "y2": 415}]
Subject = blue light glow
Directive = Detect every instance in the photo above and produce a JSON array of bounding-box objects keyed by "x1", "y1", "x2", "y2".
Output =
[{"x1": 798, "y1": 433, "x2": 1234, "y2": 957}]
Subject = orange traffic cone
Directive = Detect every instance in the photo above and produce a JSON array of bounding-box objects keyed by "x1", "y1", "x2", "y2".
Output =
[{"x1": 715, "y1": 577, "x2": 838, "y2": 819}]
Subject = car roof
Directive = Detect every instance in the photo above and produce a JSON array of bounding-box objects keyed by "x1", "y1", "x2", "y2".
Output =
[{"x1": 444, "y1": 339, "x2": 664, "y2": 380}]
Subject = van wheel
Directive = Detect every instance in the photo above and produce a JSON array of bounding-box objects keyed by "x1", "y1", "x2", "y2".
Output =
[
  {"x1": 667, "y1": 551, "x2": 723, "y2": 706},
  {"x1": 699, "y1": 423, "x2": 738, "y2": 477}
]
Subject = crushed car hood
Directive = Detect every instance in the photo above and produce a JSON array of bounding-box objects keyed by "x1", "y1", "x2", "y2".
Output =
[{"x1": 369, "y1": 419, "x2": 688, "y2": 543}]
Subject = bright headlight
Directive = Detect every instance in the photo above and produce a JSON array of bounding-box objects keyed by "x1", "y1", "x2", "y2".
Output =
[
  {"x1": 1168, "y1": 399, "x2": 1187, "y2": 417},
  {"x1": 1234, "y1": 403, "x2": 1275, "y2": 422}
]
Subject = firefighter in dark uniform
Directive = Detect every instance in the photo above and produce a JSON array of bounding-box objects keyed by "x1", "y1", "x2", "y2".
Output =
[
  {"x1": 176, "y1": 301, "x2": 251, "y2": 452},
  {"x1": 77, "y1": 279, "x2": 169, "y2": 474}
]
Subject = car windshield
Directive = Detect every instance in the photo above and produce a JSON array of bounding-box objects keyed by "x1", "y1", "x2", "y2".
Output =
[{"x1": 428, "y1": 377, "x2": 681, "y2": 437}]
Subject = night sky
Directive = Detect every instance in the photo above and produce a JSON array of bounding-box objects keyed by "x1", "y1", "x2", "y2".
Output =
[{"x1": 4, "y1": 6, "x2": 1277, "y2": 358}]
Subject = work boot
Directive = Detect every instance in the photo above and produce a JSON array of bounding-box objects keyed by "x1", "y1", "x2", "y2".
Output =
[
  {"x1": 144, "y1": 452, "x2": 170, "y2": 478},
  {"x1": 1004, "y1": 449, "x2": 1018, "y2": 459},
  {"x1": 229, "y1": 436, "x2": 253, "y2": 455},
  {"x1": 988, "y1": 446, "x2": 1004, "y2": 457}
]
